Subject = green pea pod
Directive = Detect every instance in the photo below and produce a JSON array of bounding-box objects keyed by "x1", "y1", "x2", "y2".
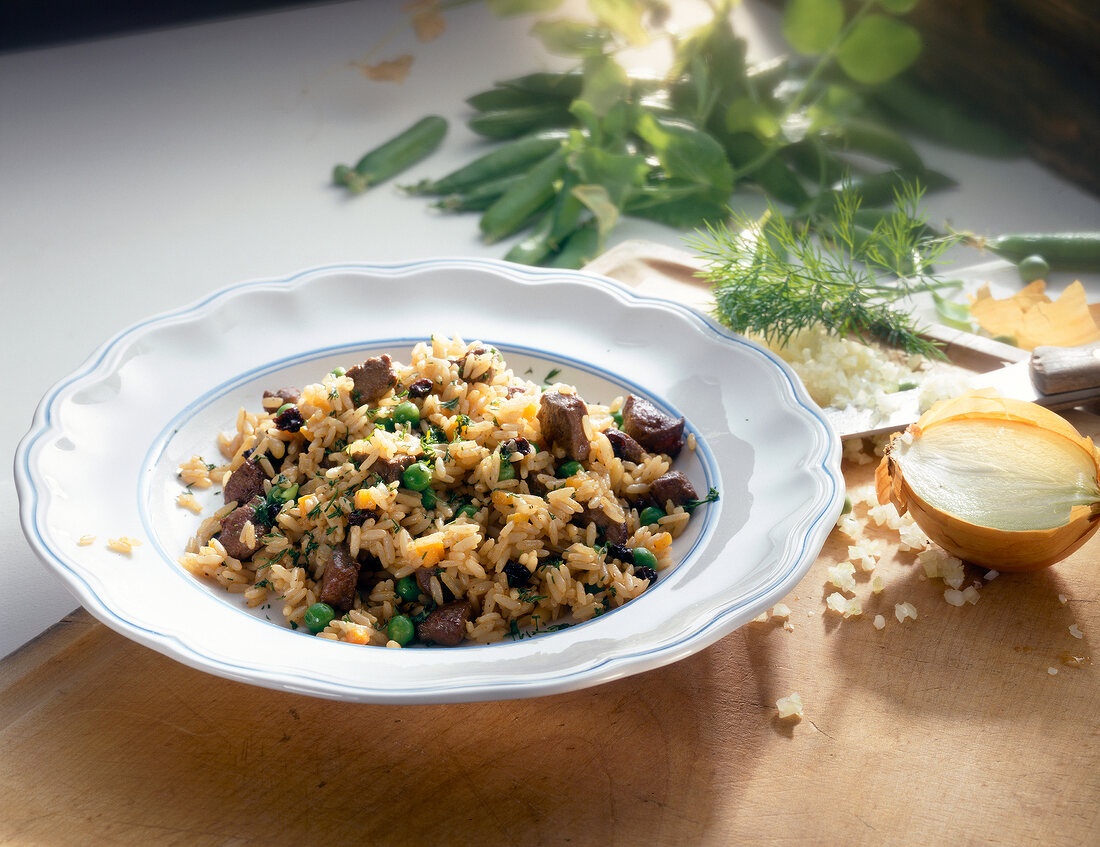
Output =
[
  {"x1": 333, "y1": 115, "x2": 448, "y2": 194},
  {"x1": 466, "y1": 87, "x2": 546, "y2": 112},
  {"x1": 496, "y1": 71, "x2": 585, "y2": 98},
  {"x1": 407, "y1": 130, "x2": 569, "y2": 195},
  {"x1": 480, "y1": 148, "x2": 568, "y2": 244},
  {"x1": 829, "y1": 118, "x2": 924, "y2": 172},
  {"x1": 869, "y1": 78, "x2": 1024, "y2": 158},
  {"x1": 468, "y1": 103, "x2": 575, "y2": 139},
  {"x1": 503, "y1": 208, "x2": 556, "y2": 266},
  {"x1": 545, "y1": 223, "x2": 601, "y2": 269},
  {"x1": 466, "y1": 73, "x2": 584, "y2": 111},
  {"x1": 782, "y1": 139, "x2": 851, "y2": 187},
  {"x1": 430, "y1": 172, "x2": 529, "y2": 212},
  {"x1": 547, "y1": 169, "x2": 588, "y2": 249},
  {"x1": 828, "y1": 168, "x2": 955, "y2": 208},
  {"x1": 982, "y1": 233, "x2": 1100, "y2": 271}
]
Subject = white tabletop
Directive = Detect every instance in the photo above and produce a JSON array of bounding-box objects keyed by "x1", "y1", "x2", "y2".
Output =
[{"x1": 3, "y1": 0, "x2": 1099, "y2": 659}]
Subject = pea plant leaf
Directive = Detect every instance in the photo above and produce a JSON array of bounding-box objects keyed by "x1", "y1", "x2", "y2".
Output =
[
  {"x1": 931, "y1": 287, "x2": 974, "y2": 331},
  {"x1": 725, "y1": 97, "x2": 781, "y2": 141},
  {"x1": 782, "y1": 0, "x2": 845, "y2": 55},
  {"x1": 877, "y1": 0, "x2": 918, "y2": 12},
  {"x1": 627, "y1": 188, "x2": 730, "y2": 229},
  {"x1": 636, "y1": 113, "x2": 735, "y2": 194},
  {"x1": 575, "y1": 54, "x2": 632, "y2": 118},
  {"x1": 571, "y1": 147, "x2": 649, "y2": 208},
  {"x1": 530, "y1": 20, "x2": 611, "y2": 56},
  {"x1": 589, "y1": 0, "x2": 650, "y2": 46},
  {"x1": 672, "y1": 8, "x2": 746, "y2": 103},
  {"x1": 837, "y1": 14, "x2": 922, "y2": 84},
  {"x1": 487, "y1": 0, "x2": 564, "y2": 15},
  {"x1": 572, "y1": 184, "x2": 620, "y2": 238}
]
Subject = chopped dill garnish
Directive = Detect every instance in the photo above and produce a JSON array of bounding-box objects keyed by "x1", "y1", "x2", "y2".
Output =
[
  {"x1": 688, "y1": 182, "x2": 960, "y2": 357},
  {"x1": 685, "y1": 487, "x2": 721, "y2": 513},
  {"x1": 451, "y1": 414, "x2": 471, "y2": 441}
]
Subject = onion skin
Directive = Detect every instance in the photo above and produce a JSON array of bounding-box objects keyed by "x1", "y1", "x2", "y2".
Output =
[{"x1": 876, "y1": 390, "x2": 1100, "y2": 572}]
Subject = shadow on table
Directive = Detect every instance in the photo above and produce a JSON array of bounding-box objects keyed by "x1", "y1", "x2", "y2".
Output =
[
  {"x1": 0, "y1": 619, "x2": 778, "y2": 845},
  {"x1": 820, "y1": 544, "x2": 1092, "y2": 718}
]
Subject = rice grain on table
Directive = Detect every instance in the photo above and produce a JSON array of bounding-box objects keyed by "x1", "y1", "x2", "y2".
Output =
[{"x1": 177, "y1": 337, "x2": 712, "y2": 646}]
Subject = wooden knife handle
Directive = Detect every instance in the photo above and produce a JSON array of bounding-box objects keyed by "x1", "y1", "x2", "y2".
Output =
[{"x1": 1031, "y1": 342, "x2": 1100, "y2": 394}]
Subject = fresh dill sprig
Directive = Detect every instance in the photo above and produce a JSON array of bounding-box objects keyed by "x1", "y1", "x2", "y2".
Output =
[{"x1": 688, "y1": 182, "x2": 960, "y2": 357}]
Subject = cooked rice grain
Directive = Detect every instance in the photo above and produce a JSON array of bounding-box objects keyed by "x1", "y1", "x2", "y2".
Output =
[{"x1": 178, "y1": 338, "x2": 711, "y2": 646}]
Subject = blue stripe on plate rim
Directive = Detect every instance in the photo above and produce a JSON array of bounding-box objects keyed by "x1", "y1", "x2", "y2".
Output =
[{"x1": 15, "y1": 257, "x2": 843, "y2": 701}]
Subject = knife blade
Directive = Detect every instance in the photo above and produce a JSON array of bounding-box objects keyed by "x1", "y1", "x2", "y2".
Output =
[{"x1": 826, "y1": 341, "x2": 1100, "y2": 439}]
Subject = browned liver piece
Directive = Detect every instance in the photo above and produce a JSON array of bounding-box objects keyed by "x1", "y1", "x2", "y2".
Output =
[
  {"x1": 576, "y1": 505, "x2": 629, "y2": 545},
  {"x1": 218, "y1": 496, "x2": 266, "y2": 560},
  {"x1": 318, "y1": 543, "x2": 360, "y2": 613},
  {"x1": 649, "y1": 470, "x2": 698, "y2": 508},
  {"x1": 356, "y1": 552, "x2": 382, "y2": 591},
  {"x1": 416, "y1": 599, "x2": 473, "y2": 646},
  {"x1": 262, "y1": 387, "x2": 300, "y2": 411},
  {"x1": 347, "y1": 355, "x2": 397, "y2": 405},
  {"x1": 604, "y1": 428, "x2": 645, "y2": 463},
  {"x1": 223, "y1": 457, "x2": 266, "y2": 505},
  {"x1": 415, "y1": 567, "x2": 436, "y2": 598},
  {"x1": 538, "y1": 391, "x2": 590, "y2": 461},
  {"x1": 371, "y1": 455, "x2": 415, "y2": 484},
  {"x1": 621, "y1": 395, "x2": 685, "y2": 457}
]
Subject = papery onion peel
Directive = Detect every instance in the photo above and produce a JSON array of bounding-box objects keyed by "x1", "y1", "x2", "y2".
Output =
[{"x1": 876, "y1": 389, "x2": 1100, "y2": 571}]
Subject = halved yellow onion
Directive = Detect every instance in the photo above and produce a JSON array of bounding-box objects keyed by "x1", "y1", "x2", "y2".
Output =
[{"x1": 876, "y1": 390, "x2": 1100, "y2": 571}]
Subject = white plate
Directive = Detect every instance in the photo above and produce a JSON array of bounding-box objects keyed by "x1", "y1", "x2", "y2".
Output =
[{"x1": 16, "y1": 259, "x2": 843, "y2": 703}]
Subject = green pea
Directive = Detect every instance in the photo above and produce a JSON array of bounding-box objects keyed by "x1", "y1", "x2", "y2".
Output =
[
  {"x1": 391, "y1": 400, "x2": 420, "y2": 427},
  {"x1": 395, "y1": 576, "x2": 420, "y2": 602},
  {"x1": 455, "y1": 503, "x2": 478, "y2": 520},
  {"x1": 330, "y1": 366, "x2": 347, "y2": 377},
  {"x1": 387, "y1": 614, "x2": 415, "y2": 646},
  {"x1": 639, "y1": 506, "x2": 665, "y2": 527},
  {"x1": 841, "y1": 494, "x2": 853, "y2": 516},
  {"x1": 1017, "y1": 254, "x2": 1050, "y2": 283},
  {"x1": 402, "y1": 462, "x2": 432, "y2": 492},
  {"x1": 272, "y1": 483, "x2": 299, "y2": 503},
  {"x1": 558, "y1": 460, "x2": 583, "y2": 478},
  {"x1": 611, "y1": 410, "x2": 623, "y2": 427},
  {"x1": 421, "y1": 489, "x2": 437, "y2": 509},
  {"x1": 276, "y1": 403, "x2": 294, "y2": 415},
  {"x1": 632, "y1": 547, "x2": 659, "y2": 571},
  {"x1": 303, "y1": 602, "x2": 335, "y2": 633},
  {"x1": 498, "y1": 459, "x2": 516, "y2": 481}
]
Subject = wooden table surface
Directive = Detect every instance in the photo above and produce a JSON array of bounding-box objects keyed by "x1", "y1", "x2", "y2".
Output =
[{"x1": 2, "y1": 252, "x2": 1098, "y2": 846}]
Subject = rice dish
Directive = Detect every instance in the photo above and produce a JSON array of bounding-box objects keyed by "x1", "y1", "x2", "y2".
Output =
[{"x1": 178, "y1": 337, "x2": 716, "y2": 647}]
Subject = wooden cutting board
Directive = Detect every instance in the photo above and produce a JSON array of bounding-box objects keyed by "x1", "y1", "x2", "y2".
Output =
[{"x1": 2, "y1": 246, "x2": 1098, "y2": 846}]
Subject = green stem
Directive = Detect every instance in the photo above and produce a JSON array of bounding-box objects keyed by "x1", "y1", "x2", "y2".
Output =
[{"x1": 729, "y1": 0, "x2": 877, "y2": 185}]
